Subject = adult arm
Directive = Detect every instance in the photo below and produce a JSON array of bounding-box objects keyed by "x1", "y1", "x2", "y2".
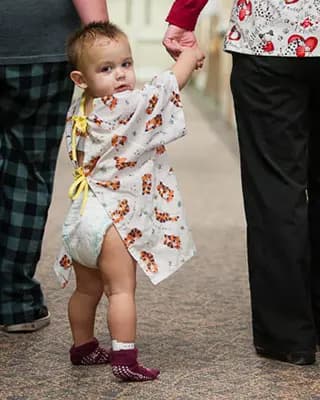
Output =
[
  {"x1": 166, "y1": 0, "x2": 208, "y2": 31},
  {"x1": 72, "y1": 0, "x2": 109, "y2": 24}
]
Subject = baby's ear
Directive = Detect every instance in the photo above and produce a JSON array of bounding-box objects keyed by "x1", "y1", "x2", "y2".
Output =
[{"x1": 70, "y1": 70, "x2": 88, "y2": 89}]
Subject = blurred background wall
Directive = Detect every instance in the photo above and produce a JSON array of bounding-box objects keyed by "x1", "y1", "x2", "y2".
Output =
[
  {"x1": 108, "y1": 0, "x2": 173, "y2": 80},
  {"x1": 107, "y1": 0, "x2": 234, "y2": 127},
  {"x1": 195, "y1": 0, "x2": 234, "y2": 127}
]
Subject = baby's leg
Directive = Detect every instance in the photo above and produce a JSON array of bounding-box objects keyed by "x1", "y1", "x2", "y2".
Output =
[
  {"x1": 68, "y1": 261, "x2": 109, "y2": 365},
  {"x1": 98, "y1": 226, "x2": 137, "y2": 342},
  {"x1": 98, "y1": 225, "x2": 159, "y2": 381},
  {"x1": 69, "y1": 261, "x2": 103, "y2": 345}
]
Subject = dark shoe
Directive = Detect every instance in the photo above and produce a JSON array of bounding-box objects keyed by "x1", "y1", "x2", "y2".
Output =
[
  {"x1": 2, "y1": 306, "x2": 50, "y2": 333},
  {"x1": 255, "y1": 346, "x2": 315, "y2": 365}
]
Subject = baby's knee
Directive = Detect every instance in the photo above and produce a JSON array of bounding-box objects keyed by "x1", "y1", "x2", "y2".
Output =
[
  {"x1": 77, "y1": 282, "x2": 104, "y2": 301},
  {"x1": 105, "y1": 285, "x2": 135, "y2": 299}
]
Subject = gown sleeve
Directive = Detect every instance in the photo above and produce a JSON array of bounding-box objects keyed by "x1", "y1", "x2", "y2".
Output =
[{"x1": 135, "y1": 70, "x2": 187, "y2": 151}]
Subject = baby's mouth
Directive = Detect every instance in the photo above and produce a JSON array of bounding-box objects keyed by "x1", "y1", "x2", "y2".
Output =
[{"x1": 115, "y1": 84, "x2": 130, "y2": 93}]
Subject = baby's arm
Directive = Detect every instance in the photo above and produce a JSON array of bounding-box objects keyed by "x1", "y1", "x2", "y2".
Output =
[{"x1": 171, "y1": 47, "x2": 204, "y2": 90}]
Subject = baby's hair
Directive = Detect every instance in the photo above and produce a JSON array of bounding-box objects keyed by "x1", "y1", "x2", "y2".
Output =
[{"x1": 67, "y1": 21, "x2": 126, "y2": 69}]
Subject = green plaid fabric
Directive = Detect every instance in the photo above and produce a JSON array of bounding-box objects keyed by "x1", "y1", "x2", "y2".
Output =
[{"x1": 0, "y1": 62, "x2": 74, "y2": 324}]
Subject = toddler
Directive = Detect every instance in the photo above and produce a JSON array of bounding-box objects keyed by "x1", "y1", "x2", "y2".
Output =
[{"x1": 54, "y1": 21, "x2": 203, "y2": 382}]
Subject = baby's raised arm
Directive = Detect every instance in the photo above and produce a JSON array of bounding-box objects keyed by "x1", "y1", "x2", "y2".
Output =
[{"x1": 171, "y1": 47, "x2": 204, "y2": 90}]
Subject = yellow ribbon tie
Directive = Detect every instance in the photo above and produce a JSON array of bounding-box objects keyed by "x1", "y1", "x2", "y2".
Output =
[
  {"x1": 68, "y1": 167, "x2": 88, "y2": 215},
  {"x1": 71, "y1": 115, "x2": 87, "y2": 162}
]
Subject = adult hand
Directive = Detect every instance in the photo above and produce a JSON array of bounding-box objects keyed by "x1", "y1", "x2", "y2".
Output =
[{"x1": 163, "y1": 24, "x2": 205, "y2": 68}]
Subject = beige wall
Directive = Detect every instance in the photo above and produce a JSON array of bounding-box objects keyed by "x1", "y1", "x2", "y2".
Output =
[
  {"x1": 108, "y1": 0, "x2": 173, "y2": 80},
  {"x1": 195, "y1": 0, "x2": 235, "y2": 127}
]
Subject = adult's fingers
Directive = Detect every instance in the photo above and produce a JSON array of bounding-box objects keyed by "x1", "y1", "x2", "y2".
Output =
[{"x1": 163, "y1": 38, "x2": 181, "y2": 60}]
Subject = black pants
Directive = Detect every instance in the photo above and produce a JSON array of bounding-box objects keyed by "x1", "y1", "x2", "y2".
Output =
[{"x1": 231, "y1": 53, "x2": 320, "y2": 352}]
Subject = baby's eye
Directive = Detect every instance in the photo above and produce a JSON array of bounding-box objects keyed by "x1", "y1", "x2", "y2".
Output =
[
  {"x1": 122, "y1": 61, "x2": 132, "y2": 68},
  {"x1": 101, "y1": 66, "x2": 112, "y2": 73}
]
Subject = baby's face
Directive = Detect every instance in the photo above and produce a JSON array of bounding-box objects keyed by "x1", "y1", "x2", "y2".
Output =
[{"x1": 80, "y1": 35, "x2": 136, "y2": 98}]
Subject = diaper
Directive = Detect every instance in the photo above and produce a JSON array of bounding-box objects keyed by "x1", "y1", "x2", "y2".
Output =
[{"x1": 62, "y1": 190, "x2": 113, "y2": 268}]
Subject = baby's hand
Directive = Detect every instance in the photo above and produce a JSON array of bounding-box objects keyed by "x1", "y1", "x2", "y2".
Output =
[
  {"x1": 172, "y1": 43, "x2": 205, "y2": 89},
  {"x1": 180, "y1": 46, "x2": 205, "y2": 70}
]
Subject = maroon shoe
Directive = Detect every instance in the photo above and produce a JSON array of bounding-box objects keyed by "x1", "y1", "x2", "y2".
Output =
[
  {"x1": 111, "y1": 348, "x2": 160, "y2": 382},
  {"x1": 70, "y1": 337, "x2": 110, "y2": 365}
]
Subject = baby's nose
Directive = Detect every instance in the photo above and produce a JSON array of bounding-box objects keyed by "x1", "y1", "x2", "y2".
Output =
[{"x1": 116, "y1": 67, "x2": 125, "y2": 79}]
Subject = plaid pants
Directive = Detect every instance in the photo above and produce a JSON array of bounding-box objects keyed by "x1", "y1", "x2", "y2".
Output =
[{"x1": 0, "y1": 63, "x2": 74, "y2": 324}]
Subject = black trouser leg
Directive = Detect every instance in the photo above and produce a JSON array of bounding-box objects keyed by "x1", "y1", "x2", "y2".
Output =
[
  {"x1": 230, "y1": 54, "x2": 318, "y2": 352},
  {"x1": 309, "y1": 90, "x2": 320, "y2": 339}
]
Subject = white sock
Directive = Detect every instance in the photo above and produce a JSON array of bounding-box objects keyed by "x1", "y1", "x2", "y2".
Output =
[{"x1": 112, "y1": 340, "x2": 135, "y2": 351}]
